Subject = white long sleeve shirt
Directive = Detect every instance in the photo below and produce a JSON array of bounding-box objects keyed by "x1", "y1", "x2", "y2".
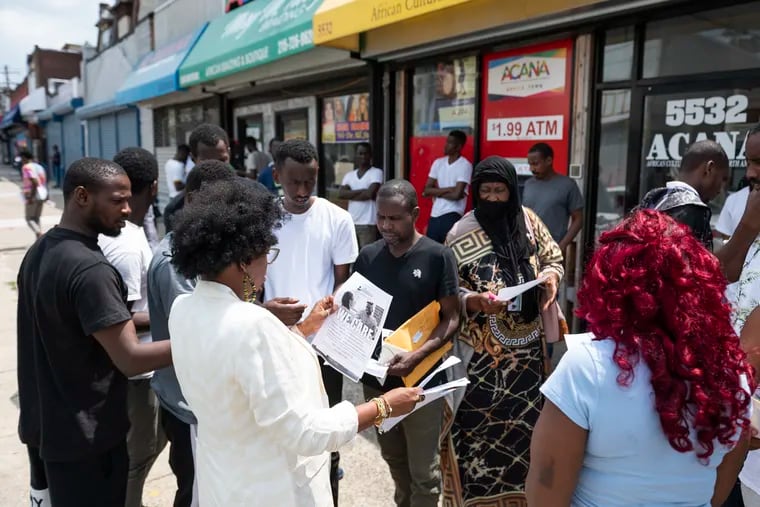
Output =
[{"x1": 170, "y1": 280, "x2": 358, "y2": 506}]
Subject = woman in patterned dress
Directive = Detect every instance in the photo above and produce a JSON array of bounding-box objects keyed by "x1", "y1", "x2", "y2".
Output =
[{"x1": 442, "y1": 156, "x2": 564, "y2": 506}]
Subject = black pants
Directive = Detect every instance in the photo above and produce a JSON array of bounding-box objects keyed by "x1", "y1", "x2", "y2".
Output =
[
  {"x1": 45, "y1": 440, "x2": 128, "y2": 507},
  {"x1": 27, "y1": 445, "x2": 47, "y2": 490},
  {"x1": 426, "y1": 212, "x2": 462, "y2": 243},
  {"x1": 161, "y1": 407, "x2": 196, "y2": 507},
  {"x1": 320, "y1": 357, "x2": 344, "y2": 507},
  {"x1": 723, "y1": 479, "x2": 746, "y2": 507}
]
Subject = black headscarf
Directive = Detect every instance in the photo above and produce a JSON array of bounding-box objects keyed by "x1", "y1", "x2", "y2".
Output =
[{"x1": 472, "y1": 156, "x2": 539, "y2": 322}]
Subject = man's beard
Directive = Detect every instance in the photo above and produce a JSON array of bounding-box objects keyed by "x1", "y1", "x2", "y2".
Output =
[{"x1": 89, "y1": 215, "x2": 122, "y2": 237}]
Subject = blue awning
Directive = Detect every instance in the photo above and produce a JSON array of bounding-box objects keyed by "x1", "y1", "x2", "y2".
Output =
[
  {"x1": 38, "y1": 97, "x2": 84, "y2": 121},
  {"x1": 0, "y1": 105, "x2": 22, "y2": 130},
  {"x1": 76, "y1": 99, "x2": 129, "y2": 120},
  {"x1": 115, "y1": 25, "x2": 206, "y2": 105}
]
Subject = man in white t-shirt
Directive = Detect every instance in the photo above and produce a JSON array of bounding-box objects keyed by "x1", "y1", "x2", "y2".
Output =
[
  {"x1": 165, "y1": 145, "x2": 190, "y2": 199},
  {"x1": 338, "y1": 142, "x2": 384, "y2": 249},
  {"x1": 99, "y1": 147, "x2": 165, "y2": 507},
  {"x1": 717, "y1": 185, "x2": 750, "y2": 238},
  {"x1": 422, "y1": 130, "x2": 473, "y2": 243},
  {"x1": 265, "y1": 139, "x2": 358, "y2": 506}
]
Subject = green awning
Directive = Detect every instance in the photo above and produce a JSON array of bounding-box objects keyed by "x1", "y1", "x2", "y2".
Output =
[{"x1": 179, "y1": 0, "x2": 321, "y2": 87}]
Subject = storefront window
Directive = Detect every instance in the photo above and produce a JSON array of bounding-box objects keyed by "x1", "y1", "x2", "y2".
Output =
[
  {"x1": 595, "y1": 89, "x2": 631, "y2": 237},
  {"x1": 409, "y1": 56, "x2": 477, "y2": 231},
  {"x1": 640, "y1": 87, "x2": 760, "y2": 227},
  {"x1": 643, "y1": 4, "x2": 760, "y2": 79},
  {"x1": 153, "y1": 98, "x2": 220, "y2": 148},
  {"x1": 602, "y1": 27, "x2": 634, "y2": 82},
  {"x1": 320, "y1": 92, "x2": 371, "y2": 204},
  {"x1": 276, "y1": 109, "x2": 309, "y2": 141},
  {"x1": 412, "y1": 57, "x2": 477, "y2": 137}
]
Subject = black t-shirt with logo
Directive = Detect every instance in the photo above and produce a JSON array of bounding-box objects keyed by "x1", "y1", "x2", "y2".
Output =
[
  {"x1": 353, "y1": 235, "x2": 459, "y2": 391},
  {"x1": 17, "y1": 227, "x2": 132, "y2": 461}
]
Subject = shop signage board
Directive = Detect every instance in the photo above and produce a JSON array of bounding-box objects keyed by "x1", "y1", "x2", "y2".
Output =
[
  {"x1": 480, "y1": 39, "x2": 574, "y2": 175},
  {"x1": 322, "y1": 93, "x2": 371, "y2": 143},
  {"x1": 313, "y1": 0, "x2": 473, "y2": 45},
  {"x1": 179, "y1": 0, "x2": 321, "y2": 87}
]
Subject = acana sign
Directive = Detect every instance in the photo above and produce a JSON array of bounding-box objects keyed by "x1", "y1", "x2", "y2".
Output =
[
  {"x1": 646, "y1": 130, "x2": 748, "y2": 168},
  {"x1": 501, "y1": 60, "x2": 550, "y2": 82}
]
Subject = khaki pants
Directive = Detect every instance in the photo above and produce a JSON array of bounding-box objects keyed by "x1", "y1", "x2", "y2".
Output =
[
  {"x1": 125, "y1": 379, "x2": 167, "y2": 507},
  {"x1": 364, "y1": 385, "x2": 443, "y2": 507},
  {"x1": 25, "y1": 200, "x2": 43, "y2": 236},
  {"x1": 355, "y1": 224, "x2": 379, "y2": 250}
]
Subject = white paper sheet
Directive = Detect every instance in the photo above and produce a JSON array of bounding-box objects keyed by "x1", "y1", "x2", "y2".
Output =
[
  {"x1": 312, "y1": 273, "x2": 393, "y2": 382},
  {"x1": 365, "y1": 359, "x2": 389, "y2": 385},
  {"x1": 378, "y1": 377, "x2": 470, "y2": 432},
  {"x1": 496, "y1": 274, "x2": 549, "y2": 302}
]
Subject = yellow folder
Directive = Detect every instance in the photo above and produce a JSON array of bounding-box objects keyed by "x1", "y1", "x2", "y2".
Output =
[{"x1": 384, "y1": 300, "x2": 453, "y2": 387}]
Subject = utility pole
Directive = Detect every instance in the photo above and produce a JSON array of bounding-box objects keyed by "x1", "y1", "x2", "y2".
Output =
[{"x1": 0, "y1": 65, "x2": 20, "y2": 111}]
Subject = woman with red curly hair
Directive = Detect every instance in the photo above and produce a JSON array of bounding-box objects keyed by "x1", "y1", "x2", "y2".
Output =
[{"x1": 527, "y1": 210, "x2": 752, "y2": 506}]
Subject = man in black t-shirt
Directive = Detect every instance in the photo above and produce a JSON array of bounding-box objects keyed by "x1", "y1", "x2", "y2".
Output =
[
  {"x1": 354, "y1": 179, "x2": 460, "y2": 507},
  {"x1": 17, "y1": 157, "x2": 172, "y2": 507}
]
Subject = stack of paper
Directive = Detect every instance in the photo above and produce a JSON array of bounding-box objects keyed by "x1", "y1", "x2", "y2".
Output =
[{"x1": 378, "y1": 357, "x2": 469, "y2": 432}]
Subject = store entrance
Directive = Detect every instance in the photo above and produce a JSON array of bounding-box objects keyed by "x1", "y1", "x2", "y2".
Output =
[{"x1": 595, "y1": 81, "x2": 760, "y2": 240}]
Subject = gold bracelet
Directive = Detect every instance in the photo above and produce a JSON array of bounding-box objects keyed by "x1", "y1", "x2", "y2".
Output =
[
  {"x1": 380, "y1": 395, "x2": 392, "y2": 418},
  {"x1": 371, "y1": 397, "x2": 388, "y2": 427}
]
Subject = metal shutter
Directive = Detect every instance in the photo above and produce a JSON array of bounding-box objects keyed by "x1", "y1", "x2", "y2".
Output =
[
  {"x1": 116, "y1": 109, "x2": 139, "y2": 151},
  {"x1": 62, "y1": 113, "x2": 83, "y2": 169},
  {"x1": 99, "y1": 114, "x2": 118, "y2": 160},
  {"x1": 87, "y1": 117, "x2": 101, "y2": 158}
]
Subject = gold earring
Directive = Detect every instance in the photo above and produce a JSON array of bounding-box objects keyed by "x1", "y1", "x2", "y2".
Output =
[{"x1": 242, "y1": 272, "x2": 257, "y2": 303}]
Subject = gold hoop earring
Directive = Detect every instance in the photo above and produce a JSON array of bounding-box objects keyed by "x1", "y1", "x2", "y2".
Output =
[{"x1": 242, "y1": 271, "x2": 257, "y2": 303}]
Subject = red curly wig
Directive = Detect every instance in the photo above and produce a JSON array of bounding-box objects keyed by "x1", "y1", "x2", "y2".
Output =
[{"x1": 577, "y1": 209, "x2": 752, "y2": 460}]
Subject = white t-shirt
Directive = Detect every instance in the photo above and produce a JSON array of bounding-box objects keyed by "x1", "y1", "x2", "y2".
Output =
[
  {"x1": 716, "y1": 186, "x2": 749, "y2": 237},
  {"x1": 542, "y1": 333, "x2": 749, "y2": 507},
  {"x1": 428, "y1": 156, "x2": 473, "y2": 217},
  {"x1": 165, "y1": 159, "x2": 186, "y2": 199},
  {"x1": 341, "y1": 167, "x2": 384, "y2": 225},
  {"x1": 99, "y1": 221, "x2": 154, "y2": 379},
  {"x1": 264, "y1": 198, "x2": 358, "y2": 319}
]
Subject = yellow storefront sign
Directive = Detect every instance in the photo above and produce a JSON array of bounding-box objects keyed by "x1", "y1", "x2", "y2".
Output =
[{"x1": 314, "y1": 0, "x2": 473, "y2": 46}]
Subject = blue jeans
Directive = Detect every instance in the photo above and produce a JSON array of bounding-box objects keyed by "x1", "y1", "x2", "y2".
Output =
[{"x1": 426, "y1": 212, "x2": 462, "y2": 243}]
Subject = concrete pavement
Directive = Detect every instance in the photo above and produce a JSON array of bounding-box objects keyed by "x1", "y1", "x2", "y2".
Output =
[{"x1": 0, "y1": 164, "x2": 397, "y2": 506}]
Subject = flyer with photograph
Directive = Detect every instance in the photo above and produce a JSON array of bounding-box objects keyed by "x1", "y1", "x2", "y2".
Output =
[{"x1": 312, "y1": 273, "x2": 392, "y2": 382}]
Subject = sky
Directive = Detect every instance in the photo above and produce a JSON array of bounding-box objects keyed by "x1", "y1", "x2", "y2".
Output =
[{"x1": 0, "y1": 0, "x2": 101, "y2": 88}]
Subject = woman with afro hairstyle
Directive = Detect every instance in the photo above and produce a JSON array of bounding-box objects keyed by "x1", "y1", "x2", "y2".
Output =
[
  {"x1": 167, "y1": 178, "x2": 423, "y2": 507},
  {"x1": 527, "y1": 209, "x2": 753, "y2": 506}
]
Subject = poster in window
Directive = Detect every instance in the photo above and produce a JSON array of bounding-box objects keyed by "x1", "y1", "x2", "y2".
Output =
[
  {"x1": 480, "y1": 39, "x2": 574, "y2": 175},
  {"x1": 322, "y1": 93, "x2": 370, "y2": 143},
  {"x1": 413, "y1": 56, "x2": 477, "y2": 137}
]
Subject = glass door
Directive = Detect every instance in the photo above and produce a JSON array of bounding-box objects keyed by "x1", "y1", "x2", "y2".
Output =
[
  {"x1": 638, "y1": 85, "x2": 760, "y2": 235},
  {"x1": 276, "y1": 109, "x2": 309, "y2": 141}
]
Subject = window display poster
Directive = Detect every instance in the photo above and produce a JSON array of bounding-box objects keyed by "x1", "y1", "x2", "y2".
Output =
[
  {"x1": 640, "y1": 89, "x2": 758, "y2": 199},
  {"x1": 413, "y1": 57, "x2": 477, "y2": 137},
  {"x1": 322, "y1": 93, "x2": 370, "y2": 143},
  {"x1": 409, "y1": 56, "x2": 477, "y2": 234},
  {"x1": 480, "y1": 39, "x2": 574, "y2": 176}
]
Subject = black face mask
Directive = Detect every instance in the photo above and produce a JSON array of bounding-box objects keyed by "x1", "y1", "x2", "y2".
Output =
[{"x1": 477, "y1": 200, "x2": 509, "y2": 221}]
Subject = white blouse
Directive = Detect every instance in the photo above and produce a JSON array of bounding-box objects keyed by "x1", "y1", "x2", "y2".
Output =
[{"x1": 170, "y1": 280, "x2": 358, "y2": 506}]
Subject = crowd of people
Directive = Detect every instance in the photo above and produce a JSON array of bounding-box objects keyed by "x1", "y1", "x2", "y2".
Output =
[{"x1": 14, "y1": 118, "x2": 760, "y2": 507}]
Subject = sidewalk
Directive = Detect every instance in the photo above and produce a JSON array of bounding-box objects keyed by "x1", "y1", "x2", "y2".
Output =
[{"x1": 0, "y1": 163, "x2": 397, "y2": 506}]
